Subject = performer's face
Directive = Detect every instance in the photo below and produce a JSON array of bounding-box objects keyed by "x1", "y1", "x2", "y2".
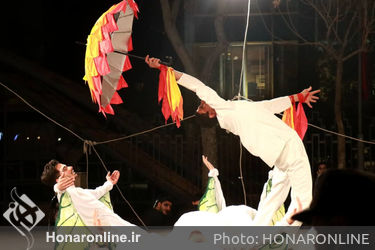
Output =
[
  {"x1": 158, "y1": 201, "x2": 172, "y2": 215},
  {"x1": 197, "y1": 101, "x2": 216, "y2": 118},
  {"x1": 56, "y1": 163, "x2": 75, "y2": 178}
]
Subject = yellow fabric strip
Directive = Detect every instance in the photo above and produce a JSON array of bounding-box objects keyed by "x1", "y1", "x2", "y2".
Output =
[{"x1": 166, "y1": 67, "x2": 182, "y2": 111}]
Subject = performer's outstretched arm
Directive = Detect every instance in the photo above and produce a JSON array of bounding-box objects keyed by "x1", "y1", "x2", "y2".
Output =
[
  {"x1": 54, "y1": 171, "x2": 120, "y2": 200},
  {"x1": 145, "y1": 55, "x2": 229, "y2": 111},
  {"x1": 202, "y1": 155, "x2": 226, "y2": 211},
  {"x1": 87, "y1": 170, "x2": 120, "y2": 199},
  {"x1": 146, "y1": 55, "x2": 320, "y2": 113},
  {"x1": 257, "y1": 87, "x2": 320, "y2": 114}
]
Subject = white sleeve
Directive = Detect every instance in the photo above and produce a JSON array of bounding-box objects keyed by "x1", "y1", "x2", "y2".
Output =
[
  {"x1": 252, "y1": 168, "x2": 291, "y2": 226},
  {"x1": 208, "y1": 168, "x2": 226, "y2": 211},
  {"x1": 256, "y1": 96, "x2": 291, "y2": 114},
  {"x1": 66, "y1": 186, "x2": 134, "y2": 226},
  {"x1": 86, "y1": 181, "x2": 113, "y2": 200},
  {"x1": 177, "y1": 73, "x2": 230, "y2": 110},
  {"x1": 53, "y1": 184, "x2": 65, "y2": 202}
]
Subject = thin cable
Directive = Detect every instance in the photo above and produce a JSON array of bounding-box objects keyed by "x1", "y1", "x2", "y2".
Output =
[
  {"x1": 95, "y1": 114, "x2": 196, "y2": 145},
  {"x1": 238, "y1": 141, "x2": 247, "y2": 205},
  {"x1": 85, "y1": 151, "x2": 89, "y2": 188},
  {"x1": 308, "y1": 123, "x2": 375, "y2": 145},
  {"x1": 236, "y1": 0, "x2": 252, "y2": 206},
  {"x1": 0, "y1": 81, "x2": 86, "y2": 142},
  {"x1": 237, "y1": 0, "x2": 252, "y2": 99},
  {"x1": 91, "y1": 145, "x2": 148, "y2": 229}
]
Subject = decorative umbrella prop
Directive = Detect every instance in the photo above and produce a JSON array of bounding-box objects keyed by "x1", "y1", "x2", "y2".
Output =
[{"x1": 83, "y1": 0, "x2": 139, "y2": 116}]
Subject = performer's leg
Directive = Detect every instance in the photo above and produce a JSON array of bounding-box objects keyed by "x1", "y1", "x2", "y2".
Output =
[{"x1": 275, "y1": 136, "x2": 313, "y2": 225}]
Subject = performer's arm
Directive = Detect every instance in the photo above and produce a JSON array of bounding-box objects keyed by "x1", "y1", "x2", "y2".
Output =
[
  {"x1": 202, "y1": 155, "x2": 226, "y2": 211},
  {"x1": 253, "y1": 168, "x2": 291, "y2": 226},
  {"x1": 258, "y1": 87, "x2": 320, "y2": 114},
  {"x1": 256, "y1": 97, "x2": 293, "y2": 114},
  {"x1": 145, "y1": 56, "x2": 229, "y2": 110},
  {"x1": 87, "y1": 170, "x2": 120, "y2": 199}
]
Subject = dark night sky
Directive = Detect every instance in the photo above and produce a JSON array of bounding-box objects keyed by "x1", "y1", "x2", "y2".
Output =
[{"x1": 0, "y1": 0, "x2": 173, "y2": 92}]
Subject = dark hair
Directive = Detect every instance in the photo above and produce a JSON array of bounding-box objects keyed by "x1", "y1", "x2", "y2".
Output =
[
  {"x1": 153, "y1": 195, "x2": 173, "y2": 208},
  {"x1": 41, "y1": 159, "x2": 60, "y2": 187},
  {"x1": 195, "y1": 112, "x2": 218, "y2": 128}
]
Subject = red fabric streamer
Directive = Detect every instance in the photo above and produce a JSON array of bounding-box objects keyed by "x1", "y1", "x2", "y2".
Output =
[
  {"x1": 158, "y1": 65, "x2": 183, "y2": 127},
  {"x1": 286, "y1": 93, "x2": 308, "y2": 140}
]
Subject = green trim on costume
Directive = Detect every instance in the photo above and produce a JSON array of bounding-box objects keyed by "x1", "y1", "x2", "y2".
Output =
[
  {"x1": 266, "y1": 178, "x2": 286, "y2": 225},
  {"x1": 54, "y1": 191, "x2": 115, "y2": 250},
  {"x1": 198, "y1": 177, "x2": 219, "y2": 213}
]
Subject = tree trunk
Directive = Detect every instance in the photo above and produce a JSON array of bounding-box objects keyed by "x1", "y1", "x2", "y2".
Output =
[
  {"x1": 335, "y1": 59, "x2": 346, "y2": 169},
  {"x1": 200, "y1": 127, "x2": 218, "y2": 187},
  {"x1": 197, "y1": 1, "x2": 228, "y2": 187},
  {"x1": 159, "y1": 0, "x2": 227, "y2": 188},
  {"x1": 160, "y1": 0, "x2": 197, "y2": 76}
]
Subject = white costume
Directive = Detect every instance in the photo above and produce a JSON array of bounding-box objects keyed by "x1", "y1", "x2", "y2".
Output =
[
  {"x1": 175, "y1": 168, "x2": 256, "y2": 226},
  {"x1": 54, "y1": 182, "x2": 134, "y2": 226},
  {"x1": 177, "y1": 73, "x2": 312, "y2": 225}
]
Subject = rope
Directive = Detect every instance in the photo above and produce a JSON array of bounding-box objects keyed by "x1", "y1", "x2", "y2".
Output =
[
  {"x1": 237, "y1": 0, "x2": 252, "y2": 99},
  {"x1": 91, "y1": 145, "x2": 148, "y2": 229},
  {"x1": 236, "y1": 0, "x2": 252, "y2": 205},
  {"x1": 95, "y1": 115, "x2": 195, "y2": 145},
  {"x1": 238, "y1": 141, "x2": 247, "y2": 205},
  {"x1": 308, "y1": 123, "x2": 375, "y2": 145}
]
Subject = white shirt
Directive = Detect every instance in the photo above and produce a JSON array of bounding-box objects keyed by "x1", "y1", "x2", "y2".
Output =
[
  {"x1": 54, "y1": 181, "x2": 134, "y2": 226},
  {"x1": 178, "y1": 73, "x2": 295, "y2": 167}
]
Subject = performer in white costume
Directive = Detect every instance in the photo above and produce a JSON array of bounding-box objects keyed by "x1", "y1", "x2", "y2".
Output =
[
  {"x1": 146, "y1": 56, "x2": 320, "y2": 226},
  {"x1": 41, "y1": 159, "x2": 134, "y2": 226},
  {"x1": 175, "y1": 156, "x2": 293, "y2": 226}
]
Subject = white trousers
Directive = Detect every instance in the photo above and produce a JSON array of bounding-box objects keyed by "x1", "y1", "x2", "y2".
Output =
[{"x1": 253, "y1": 135, "x2": 312, "y2": 226}]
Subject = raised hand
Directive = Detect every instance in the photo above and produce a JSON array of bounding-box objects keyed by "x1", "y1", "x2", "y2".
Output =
[
  {"x1": 301, "y1": 86, "x2": 320, "y2": 108},
  {"x1": 56, "y1": 172, "x2": 76, "y2": 191},
  {"x1": 202, "y1": 155, "x2": 214, "y2": 171},
  {"x1": 106, "y1": 170, "x2": 120, "y2": 185}
]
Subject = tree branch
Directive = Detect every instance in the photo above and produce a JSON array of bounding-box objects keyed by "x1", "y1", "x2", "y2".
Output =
[
  {"x1": 171, "y1": 0, "x2": 180, "y2": 24},
  {"x1": 160, "y1": 0, "x2": 197, "y2": 75},
  {"x1": 200, "y1": 1, "x2": 228, "y2": 81}
]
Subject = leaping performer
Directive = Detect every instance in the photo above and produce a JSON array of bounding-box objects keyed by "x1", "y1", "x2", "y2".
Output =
[{"x1": 145, "y1": 55, "x2": 320, "y2": 226}]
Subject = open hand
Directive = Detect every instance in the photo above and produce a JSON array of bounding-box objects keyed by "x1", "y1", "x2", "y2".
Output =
[
  {"x1": 287, "y1": 196, "x2": 303, "y2": 225},
  {"x1": 56, "y1": 172, "x2": 76, "y2": 191},
  {"x1": 145, "y1": 55, "x2": 161, "y2": 69},
  {"x1": 301, "y1": 86, "x2": 320, "y2": 108},
  {"x1": 106, "y1": 170, "x2": 120, "y2": 185}
]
